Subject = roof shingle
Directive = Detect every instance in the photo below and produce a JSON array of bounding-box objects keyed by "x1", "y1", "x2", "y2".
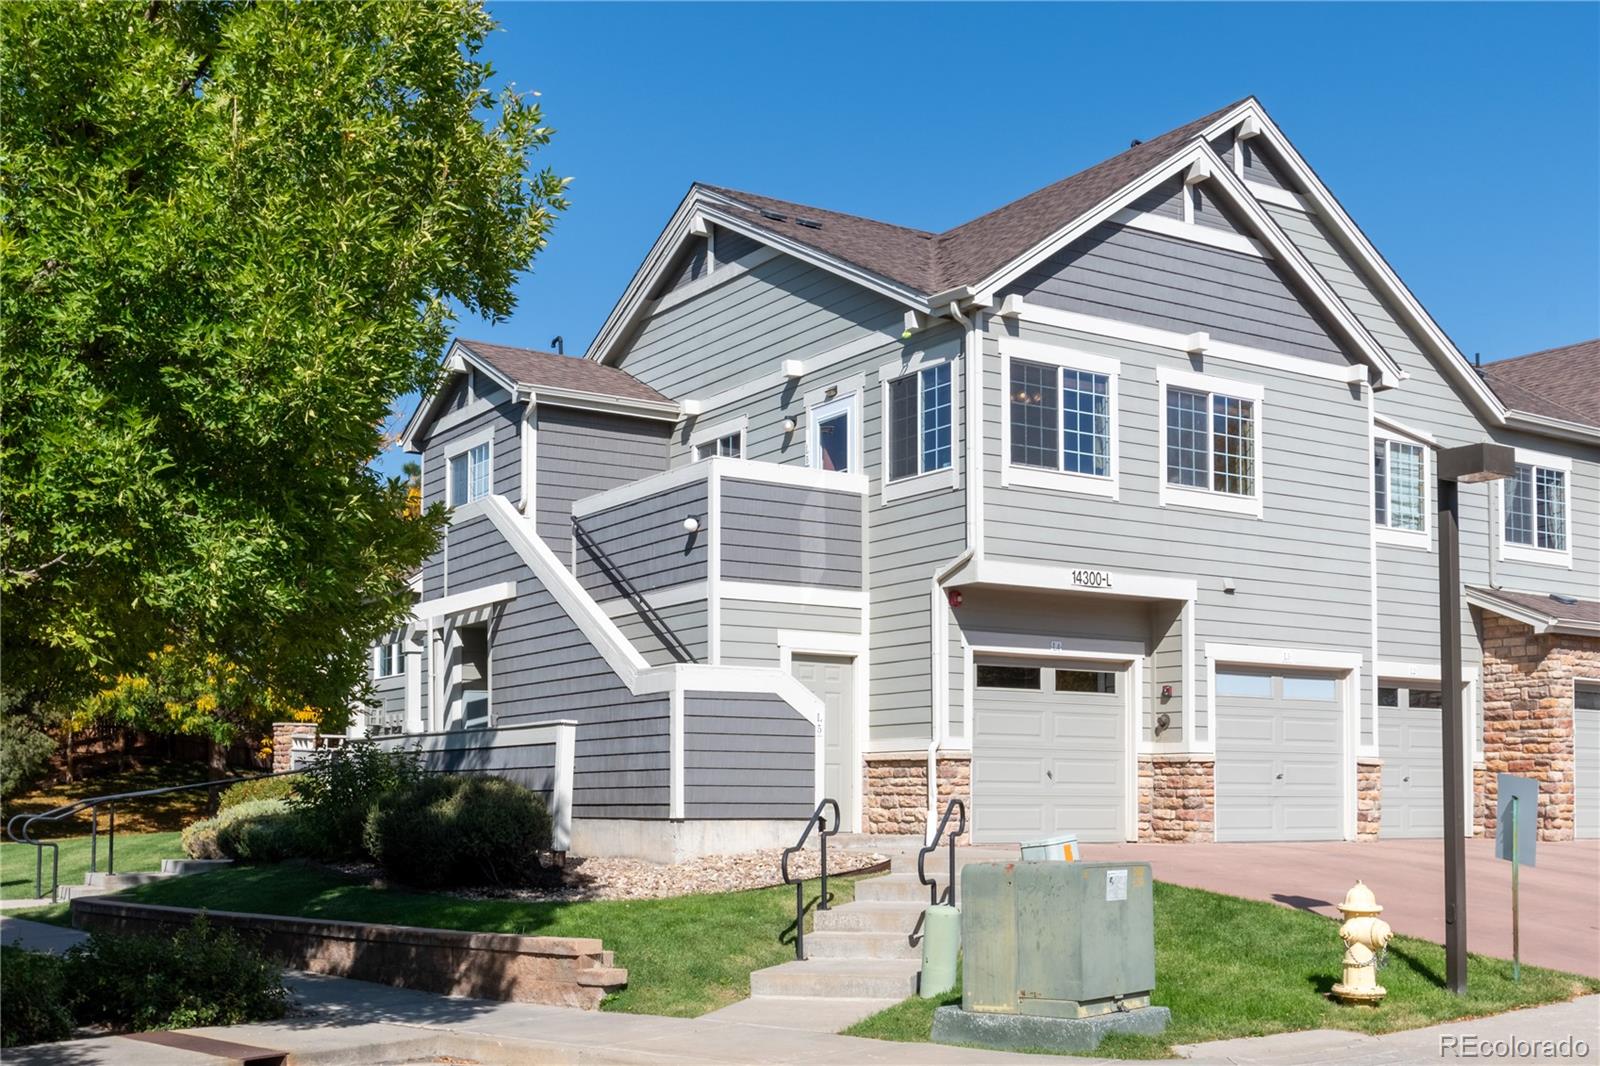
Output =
[
  {"x1": 1481, "y1": 339, "x2": 1600, "y2": 429},
  {"x1": 456, "y1": 340, "x2": 669, "y2": 405}
]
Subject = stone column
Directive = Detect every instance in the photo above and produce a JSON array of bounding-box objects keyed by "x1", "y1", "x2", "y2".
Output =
[{"x1": 270, "y1": 722, "x2": 317, "y2": 773}]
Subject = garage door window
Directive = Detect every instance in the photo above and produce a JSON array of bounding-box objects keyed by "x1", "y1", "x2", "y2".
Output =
[
  {"x1": 1216, "y1": 671, "x2": 1272, "y2": 698},
  {"x1": 1380, "y1": 685, "x2": 1440, "y2": 710},
  {"x1": 1282, "y1": 676, "x2": 1338, "y2": 701},
  {"x1": 1055, "y1": 669, "x2": 1117, "y2": 694},
  {"x1": 976, "y1": 664, "x2": 1041, "y2": 689}
]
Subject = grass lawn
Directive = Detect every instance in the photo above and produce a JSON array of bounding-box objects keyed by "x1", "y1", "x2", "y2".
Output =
[
  {"x1": 3, "y1": 761, "x2": 254, "y2": 833},
  {"x1": 76, "y1": 861, "x2": 866, "y2": 1018},
  {"x1": 844, "y1": 881, "x2": 1598, "y2": 1059},
  {"x1": 1, "y1": 831, "x2": 185, "y2": 901}
]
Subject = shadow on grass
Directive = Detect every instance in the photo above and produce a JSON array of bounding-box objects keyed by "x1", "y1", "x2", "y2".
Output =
[{"x1": 1271, "y1": 893, "x2": 1333, "y2": 912}]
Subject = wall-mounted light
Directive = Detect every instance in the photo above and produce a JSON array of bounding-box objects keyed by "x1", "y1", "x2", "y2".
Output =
[
  {"x1": 1222, "y1": 578, "x2": 1236, "y2": 595},
  {"x1": 682, "y1": 517, "x2": 701, "y2": 534},
  {"x1": 782, "y1": 417, "x2": 797, "y2": 433},
  {"x1": 1155, "y1": 712, "x2": 1172, "y2": 735}
]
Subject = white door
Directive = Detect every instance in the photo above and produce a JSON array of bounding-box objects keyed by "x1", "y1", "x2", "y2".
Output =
[
  {"x1": 1379, "y1": 684, "x2": 1445, "y2": 839},
  {"x1": 791, "y1": 654, "x2": 855, "y2": 828},
  {"x1": 972, "y1": 658, "x2": 1126, "y2": 844},
  {"x1": 808, "y1": 394, "x2": 857, "y2": 473},
  {"x1": 1216, "y1": 669, "x2": 1344, "y2": 842},
  {"x1": 1577, "y1": 682, "x2": 1600, "y2": 840}
]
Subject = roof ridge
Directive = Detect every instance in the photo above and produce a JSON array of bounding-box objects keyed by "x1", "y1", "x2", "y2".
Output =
[
  {"x1": 1486, "y1": 337, "x2": 1600, "y2": 367},
  {"x1": 698, "y1": 184, "x2": 939, "y2": 240}
]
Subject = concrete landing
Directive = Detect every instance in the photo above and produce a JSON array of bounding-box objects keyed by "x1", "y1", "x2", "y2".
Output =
[
  {"x1": 703, "y1": 993, "x2": 903, "y2": 1033},
  {"x1": 0, "y1": 916, "x2": 88, "y2": 954}
]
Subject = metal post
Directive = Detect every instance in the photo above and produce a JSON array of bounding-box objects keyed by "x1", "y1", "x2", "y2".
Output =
[
  {"x1": 794, "y1": 879, "x2": 805, "y2": 960},
  {"x1": 90, "y1": 810, "x2": 98, "y2": 873},
  {"x1": 1511, "y1": 795, "x2": 1521, "y2": 983},
  {"x1": 1439, "y1": 477, "x2": 1468, "y2": 995},
  {"x1": 947, "y1": 828, "x2": 957, "y2": 907},
  {"x1": 107, "y1": 803, "x2": 116, "y2": 875},
  {"x1": 818, "y1": 815, "x2": 830, "y2": 912}
]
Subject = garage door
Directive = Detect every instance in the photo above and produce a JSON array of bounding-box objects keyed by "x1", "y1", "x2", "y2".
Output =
[
  {"x1": 1216, "y1": 668, "x2": 1344, "y2": 842},
  {"x1": 972, "y1": 658, "x2": 1126, "y2": 844},
  {"x1": 1378, "y1": 683, "x2": 1444, "y2": 839},
  {"x1": 1578, "y1": 682, "x2": 1599, "y2": 841}
]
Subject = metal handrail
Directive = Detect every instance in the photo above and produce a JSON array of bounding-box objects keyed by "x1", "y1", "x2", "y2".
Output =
[
  {"x1": 917, "y1": 797, "x2": 967, "y2": 907},
  {"x1": 4, "y1": 768, "x2": 303, "y2": 900},
  {"x1": 780, "y1": 797, "x2": 840, "y2": 960}
]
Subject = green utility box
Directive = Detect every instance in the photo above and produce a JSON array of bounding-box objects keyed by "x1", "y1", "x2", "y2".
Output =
[{"x1": 961, "y1": 861, "x2": 1155, "y2": 1019}]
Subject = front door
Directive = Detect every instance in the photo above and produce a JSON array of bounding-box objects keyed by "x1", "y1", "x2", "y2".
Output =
[{"x1": 791, "y1": 654, "x2": 855, "y2": 829}]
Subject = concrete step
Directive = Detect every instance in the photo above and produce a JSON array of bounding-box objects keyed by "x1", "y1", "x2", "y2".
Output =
[
  {"x1": 160, "y1": 858, "x2": 233, "y2": 876},
  {"x1": 813, "y1": 900, "x2": 926, "y2": 934},
  {"x1": 748, "y1": 958, "x2": 921, "y2": 999},
  {"x1": 702, "y1": 993, "x2": 903, "y2": 1032},
  {"x1": 54, "y1": 883, "x2": 108, "y2": 903},
  {"x1": 803, "y1": 930, "x2": 921, "y2": 960},
  {"x1": 84, "y1": 870, "x2": 172, "y2": 890},
  {"x1": 855, "y1": 873, "x2": 933, "y2": 903}
]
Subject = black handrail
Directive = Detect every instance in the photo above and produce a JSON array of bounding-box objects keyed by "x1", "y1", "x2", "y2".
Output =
[
  {"x1": 780, "y1": 797, "x2": 840, "y2": 960},
  {"x1": 4, "y1": 768, "x2": 303, "y2": 900},
  {"x1": 917, "y1": 797, "x2": 967, "y2": 907}
]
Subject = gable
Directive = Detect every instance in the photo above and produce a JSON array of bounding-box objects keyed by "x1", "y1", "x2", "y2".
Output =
[{"x1": 1001, "y1": 214, "x2": 1358, "y2": 367}]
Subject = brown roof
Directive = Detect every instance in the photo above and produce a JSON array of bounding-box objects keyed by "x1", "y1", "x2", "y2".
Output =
[
  {"x1": 1481, "y1": 339, "x2": 1600, "y2": 429},
  {"x1": 698, "y1": 98, "x2": 1249, "y2": 297},
  {"x1": 457, "y1": 340, "x2": 669, "y2": 405},
  {"x1": 1469, "y1": 586, "x2": 1600, "y2": 633}
]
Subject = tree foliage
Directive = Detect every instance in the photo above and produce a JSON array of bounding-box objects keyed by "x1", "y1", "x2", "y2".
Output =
[{"x1": 1, "y1": 1, "x2": 567, "y2": 715}]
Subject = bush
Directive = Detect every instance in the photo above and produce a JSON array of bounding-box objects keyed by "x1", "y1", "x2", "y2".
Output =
[
  {"x1": 0, "y1": 948, "x2": 73, "y2": 1047},
  {"x1": 0, "y1": 707, "x2": 56, "y2": 801},
  {"x1": 218, "y1": 775, "x2": 298, "y2": 811},
  {"x1": 64, "y1": 916, "x2": 286, "y2": 1032},
  {"x1": 293, "y1": 741, "x2": 423, "y2": 859},
  {"x1": 365, "y1": 774, "x2": 553, "y2": 889},
  {"x1": 183, "y1": 799, "x2": 308, "y2": 862}
]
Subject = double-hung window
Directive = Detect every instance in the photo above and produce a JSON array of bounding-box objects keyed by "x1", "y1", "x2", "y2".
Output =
[
  {"x1": 1373, "y1": 435, "x2": 1427, "y2": 543},
  {"x1": 447, "y1": 432, "x2": 492, "y2": 509},
  {"x1": 1158, "y1": 368, "x2": 1263, "y2": 516},
  {"x1": 887, "y1": 362, "x2": 953, "y2": 482},
  {"x1": 689, "y1": 416, "x2": 747, "y2": 463},
  {"x1": 1501, "y1": 450, "x2": 1571, "y2": 565},
  {"x1": 373, "y1": 641, "x2": 401, "y2": 679},
  {"x1": 999, "y1": 341, "x2": 1119, "y2": 497}
]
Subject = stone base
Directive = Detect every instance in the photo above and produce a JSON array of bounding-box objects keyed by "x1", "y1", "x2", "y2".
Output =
[
  {"x1": 1356, "y1": 758, "x2": 1382, "y2": 841},
  {"x1": 932, "y1": 1005, "x2": 1171, "y2": 1053},
  {"x1": 1138, "y1": 754, "x2": 1214, "y2": 842},
  {"x1": 862, "y1": 752, "x2": 971, "y2": 838},
  {"x1": 568, "y1": 818, "x2": 800, "y2": 863}
]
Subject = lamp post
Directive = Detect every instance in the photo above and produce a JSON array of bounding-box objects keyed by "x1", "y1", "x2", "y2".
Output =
[{"x1": 1436, "y1": 442, "x2": 1515, "y2": 995}]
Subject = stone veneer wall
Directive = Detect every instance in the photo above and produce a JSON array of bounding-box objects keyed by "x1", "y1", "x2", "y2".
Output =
[
  {"x1": 270, "y1": 721, "x2": 317, "y2": 773},
  {"x1": 1356, "y1": 759, "x2": 1382, "y2": 840},
  {"x1": 1475, "y1": 612, "x2": 1599, "y2": 842},
  {"x1": 1137, "y1": 754, "x2": 1214, "y2": 842},
  {"x1": 862, "y1": 752, "x2": 970, "y2": 837}
]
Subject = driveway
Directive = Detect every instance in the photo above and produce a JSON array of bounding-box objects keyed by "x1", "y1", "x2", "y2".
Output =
[{"x1": 1079, "y1": 839, "x2": 1600, "y2": 979}]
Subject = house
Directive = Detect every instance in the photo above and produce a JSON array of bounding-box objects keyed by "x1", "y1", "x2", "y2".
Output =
[{"x1": 358, "y1": 97, "x2": 1599, "y2": 858}]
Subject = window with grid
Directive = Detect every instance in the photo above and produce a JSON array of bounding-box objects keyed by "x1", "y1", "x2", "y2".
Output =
[
  {"x1": 448, "y1": 441, "x2": 491, "y2": 507},
  {"x1": 1373, "y1": 438, "x2": 1424, "y2": 531},
  {"x1": 1165, "y1": 386, "x2": 1255, "y2": 497},
  {"x1": 1009, "y1": 360, "x2": 1111, "y2": 477},
  {"x1": 1505, "y1": 463, "x2": 1567, "y2": 550},
  {"x1": 694, "y1": 432, "x2": 743, "y2": 461},
  {"x1": 374, "y1": 641, "x2": 402, "y2": 678},
  {"x1": 888, "y1": 363, "x2": 952, "y2": 482}
]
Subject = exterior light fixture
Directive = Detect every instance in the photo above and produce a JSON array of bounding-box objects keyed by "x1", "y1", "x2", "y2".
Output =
[
  {"x1": 1435, "y1": 441, "x2": 1514, "y2": 996},
  {"x1": 682, "y1": 517, "x2": 701, "y2": 534},
  {"x1": 782, "y1": 417, "x2": 797, "y2": 433}
]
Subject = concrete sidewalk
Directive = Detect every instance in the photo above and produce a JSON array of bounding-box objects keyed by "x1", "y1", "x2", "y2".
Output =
[{"x1": 0, "y1": 915, "x2": 88, "y2": 954}]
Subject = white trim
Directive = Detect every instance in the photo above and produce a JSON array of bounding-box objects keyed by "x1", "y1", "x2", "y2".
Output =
[
  {"x1": 520, "y1": 385, "x2": 680, "y2": 423},
  {"x1": 1372, "y1": 431, "x2": 1432, "y2": 550},
  {"x1": 402, "y1": 644, "x2": 424, "y2": 735},
  {"x1": 968, "y1": 644, "x2": 1143, "y2": 842},
  {"x1": 1496, "y1": 448, "x2": 1575, "y2": 568},
  {"x1": 1373, "y1": 664, "x2": 1481, "y2": 832},
  {"x1": 879, "y1": 352, "x2": 962, "y2": 504},
  {"x1": 1156, "y1": 366, "x2": 1266, "y2": 519},
  {"x1": 1375, "y1": 660, "x2": 1481, "y2": 683},
  {"x1": 1373, "y1": 412, "x2": 1440, "y2": 448},
  {"x1": 412, "y1": 581, "x2": 517, "y2": 628},
  {"x1": 519, "y1": 397, "x2": 538, "y2": 513},
  {"x1": 706, "y1": 464, "x2": 722, "y2": 665},
  {"x1": 426, "y1": 395, "x2": 498, "y2": 442},
  {"x1": 550, "y1": 721, "x2": 576, "y2": 851},
  {"x1": 720, "y1": 582, "x2": 868, "y2": 609},
  {"x1": 1205, "y1": 642, "x2": 1363, "y2": 841},
  {"x1": 1112, "y1": 207, "x2": 1270, "y2": 258},
  {"x1": 778, "y1": 631, "x2": 870, "y2": 833},
  {"x1": 997, "y1": 337, "x2": 1121, "y2": 501},
  {"x1": 669, "y1": 687, "x2": 685, "y2": 818},
  {"x1": 958, "y1": 557, "x2": 1199, "y2": 603},
  {"x1": 688, "y1": 415, "x2": 749, "y2": 458},
  {"x1": 443, "y1": 427, "x2": 495, "y2": 516},
  {"x1": 573, "y1": 456, "x2": 866, "y2": 519},
  {"x1": 806, "y1": 390, "x2": 861, "y2": 475},
  {"x1": 1366, "y1": 383, "x2": 1380, "y2": 757},
  {"x1": 1243, "y1": 180, "x2": 1310, "y2": 211}
]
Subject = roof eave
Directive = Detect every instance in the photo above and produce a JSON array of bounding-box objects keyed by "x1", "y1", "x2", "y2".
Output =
[{"x1": 517, "y1": 383, "x2": 682, "y2": 422}]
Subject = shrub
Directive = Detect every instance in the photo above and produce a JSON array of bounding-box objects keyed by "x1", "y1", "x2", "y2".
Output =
[
  {"x1": 293, "y1": 742, "x2": 423, "y2": 859},
  {"x1": 218, "y1": 775, "x2": 298, "y2": 811},
  {"x1": 0, "y1": 705, "x2": 56, "y2": 801},
  {"x1": 364, "y1": 774, "x2": 554, "y2": 889},
  {"x1": 0, "y1": 947, "x2": 73, "y2": 1047},
  {"x1": 64, "y1": 916, "x2": 287, "y2": 1032},
  {"x1": 183, "y1": 799, "x2": 308, "y2": 862}
]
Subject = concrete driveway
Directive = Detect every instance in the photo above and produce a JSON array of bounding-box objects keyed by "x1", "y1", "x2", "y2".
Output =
[{"x1": 1078, "y1": 839, "x2": 1600, "y2": 979}]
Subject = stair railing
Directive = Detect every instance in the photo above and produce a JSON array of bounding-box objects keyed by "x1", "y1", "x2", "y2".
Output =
[
  {"x1": 917, "y1": 797, "x2": 967, "y2": 907},
  {"x1": 4, "y1": 769, "x2": 303, "y2": 901},
  {"x1": 780, "y1": 797, "x2": 840, "y2": 960}
]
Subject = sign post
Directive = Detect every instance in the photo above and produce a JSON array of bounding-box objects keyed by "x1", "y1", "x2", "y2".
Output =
[{"x1": 1495, "y1": 773, "x2": 1539, "y2": 983}]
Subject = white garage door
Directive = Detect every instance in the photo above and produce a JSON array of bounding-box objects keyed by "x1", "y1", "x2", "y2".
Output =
[
  {"x1": 1379, "y1": 684, "x2": 1444, "y2": 839},
  {"x1": 1578, "y1": 682, "x2": 1599, "y2": 841},
  {"x1": 1216, "y1": 668, "x2": 1344, "y2": 842},
  {"x1": 972, "y1": 658, "x2": 1126, "y2": 844}
]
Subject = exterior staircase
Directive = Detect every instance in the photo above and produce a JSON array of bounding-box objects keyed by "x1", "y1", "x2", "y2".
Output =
[
  {"x1": 705, "y1": 852, "x2": 932, "y2": 1032},
  {"x1": 52, "y1": 858, "x2": 231, "y2": 903}
]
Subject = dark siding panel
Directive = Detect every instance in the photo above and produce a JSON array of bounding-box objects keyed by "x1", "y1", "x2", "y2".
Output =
[
  {"x1": 719, "y1": 480, "x2": 863, "y2": 588},
  {"x1": 377, "y1": 727, "x2": 557, "y2": 798},
  {"x1": 683, "y1": 693, "x2": 815, "y2": 819},
  {"x1": 653, "y1": 236, "x2": 709, "y2": 298},
  {"x1": 535, "y1": 408, "x2": 671, "y2": 548},
  {"x1": 712, "y1": 225, "x2": 763, "y2": 265},
  {"x1": 574, "y1": 481, "x2": 710, "y2": 597}
]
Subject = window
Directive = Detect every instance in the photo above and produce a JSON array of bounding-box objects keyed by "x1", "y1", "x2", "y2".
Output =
[
  {"x1": 373, "y1": 641, "x2": 402, "y2": 679},
  {"x1": 694, "y1": 432, "x2": 743, "y2": 461},
  {"x1": 1281, "y1": 675, "x2": 1338, "y2": 702},
  {"x1": 808, "y1": 393, "x2": 856, "y2": 473},
  {"x1": 1159, "y1": 369, "x2": 1263, "y2": 516},
  {"x1": 457, "y1": 623, "x2": 489, "y2": 729},
  {"x1": 1373, "y1": 437, "x2": 1426, "y2": 536},
  {"x1": 887, "y1": 362, "x2": 953, "y2": 482},
  {"x1": 1505, "y1": 463, "x2": 1567, "y2": 551},
  {"x1": 1215, "y1": 671, "x2": 1273, "y2": 698},
  {"x1": 447, "y1": 438, "x2": 491, "y2": 507},
  {"x1": 1000, "y1": 341, "x2": 1119, "y2": 496},
  {"x1": 1055, "y1": 669, "x2": 1117, "y2": 694},
  {"x1": 976, "y1": 664, "x2": 1041, "y2": 689}
]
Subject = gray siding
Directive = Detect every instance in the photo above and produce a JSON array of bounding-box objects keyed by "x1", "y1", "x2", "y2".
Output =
[
  {"x1": 1241, "y1": 137, "x2": 1294, "y2": 191},
  {"x1": 444, "y1": 514, "x2": 670, "y2": 819},
  {"x1": 378, "y1": 726, "x2": 557, "y2": 798},
  {"x1": 614, "y1": 600, "x2": 707, "y2": 665},
  {"x1": 422, "y1": 386, "x2": 523, "y2": 601},
  {"x1": 683, "y1": 693, "x2": 815, "y2": 819},
  {"x1": 720, "y1": 600, "x2": 861, "y2": 667},
  {"x1": 367, "y1": 672, "x2": 407, "y2": 733},
  {"x1": 712, "y1": 225, "x2": 763, "y2": 265},
  {"x1": 1001, "y1": 221, "x2": 1355, "y2": 367},
  {"x1": 535, "y1": 407, "x2": 671, "y2": 548},
  {"x1": 1130, "y1": 177, "x2": 1240, "y2": 232},
  {"x1": 653, "y1": 235, "x2": 708, "y2": 298},
  {"x1": 574, "y1": 480, "x2": 710, "y2": 599},
  {"x1": 720, "y1": 479, "x2": 863, "y2": 588}
]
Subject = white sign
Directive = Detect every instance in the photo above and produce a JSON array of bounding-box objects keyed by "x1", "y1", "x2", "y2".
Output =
[
  {"x1": 1071, "y1": 569, "x2": 1113, "y2": 589},
  {"x1": 1105, "y1": 868, "x2": 1128, "y2": 902}
]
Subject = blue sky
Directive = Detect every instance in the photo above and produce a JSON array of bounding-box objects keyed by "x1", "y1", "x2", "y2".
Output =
[{"x1": 376, "y1": 1, "x2": 1599, "y2": 476}]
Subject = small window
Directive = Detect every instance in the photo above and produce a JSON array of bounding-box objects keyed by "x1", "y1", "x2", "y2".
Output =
[
  {"x1": 976, "y1": 664, "x2": 1041, "y2": 690},
  {"x1": 1282, "y1": 675, "x2": 1337, "y2": 702},
  {"x1": 448, "y1": 440, "x2": 491, "y2": 507},
  {"x1": 1406, "y1": 687, "x2": 1442, "y2": 709},
  {"x1": 694, "y1": 432, "x2": 743, "y2": 461},
  {"x1": 1055, "y1": 670, "x2": 1117, "y2": 694},
  {"x1": 373, "y1": 641, "x2": 402, "y2": 679},
  {"x1": 887, "y1": 363, "x2": 953, "y2": 482},
  {"x1": 809, "y1": 394, "x2": 855, "y2": 473},
  {"x1": 1009, "y1": 360, "x2": 1111, "y2": 478},
  {"x1": 1216, "y1": 671, "x2": 1272, "y2": 698},
  {"x1": 1577, "y1": 684, "x2": 1600, "y2": 711},
  {"x1": 1164, "y1": 384, "x2": 1256, "y2": 499},
  {"x1": 1374, "y1": 438, "x2": 1425, "y2": 533},
  {"x1": 1378, "y1": 686, "x2": 1399, "y2": 707},
  {"x1": 1505, "y1": 463, "x2": 1567, "y2": 551}
]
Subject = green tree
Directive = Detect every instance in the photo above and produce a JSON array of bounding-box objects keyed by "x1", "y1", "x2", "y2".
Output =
[{"x1": 1, "y1": 2, "x2": 566, "y2": 724}]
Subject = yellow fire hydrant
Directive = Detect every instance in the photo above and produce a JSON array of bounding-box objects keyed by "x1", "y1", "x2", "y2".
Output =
[{"x1": 1331, "y1": 880, "x2": 1392, "y2": 1005}]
